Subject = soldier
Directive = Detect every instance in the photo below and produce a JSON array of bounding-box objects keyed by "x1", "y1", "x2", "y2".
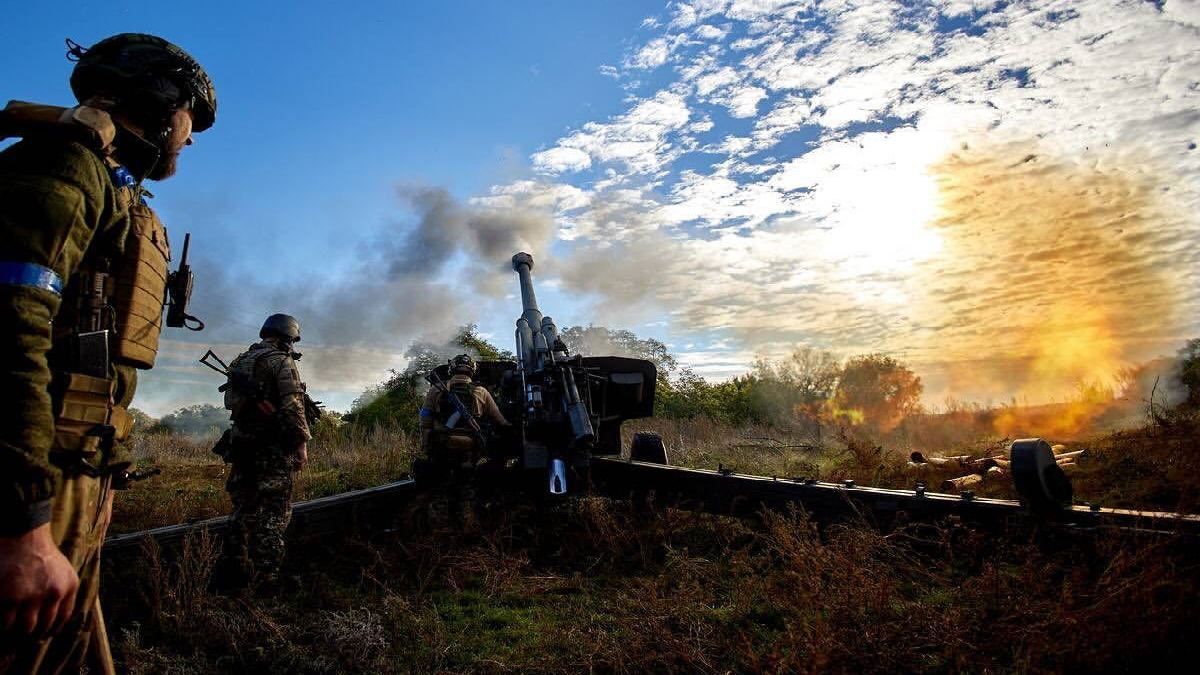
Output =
[
  {"x1": 416, "y1": 355, "x2": 510, "y2": 528},
  {"x1": 419, "y1": 354, "x2": 511, "y2": 458},
  {"x1": 0, "y1": 34, "x2": 216, "y2": 673},
  {"x1": 220, "y1": 314, "x2": 311, "y2": 589}
]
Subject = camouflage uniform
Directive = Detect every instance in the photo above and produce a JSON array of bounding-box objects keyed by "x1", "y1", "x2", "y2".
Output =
[
  {"x1": 222, "y1": 340, "x2": 311, "y2": 584},
  {"x1": 416, "y1": 368, "x2": 509, "y2": 528}
]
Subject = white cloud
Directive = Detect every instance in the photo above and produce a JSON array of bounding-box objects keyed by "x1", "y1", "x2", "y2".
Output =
[
  {"x1": 495, "y1": 0, "x2": 1200, "y2": 404},
  {"x1": 533, "y1": 90, "x2": 693, "y2": 176},
  {"x1": 694, "y1": 66, "x2": 740, "y2": 96},
  {"x1": 531, "y1": 146, "x2": 593, "y2": 173},
  {"x1": 627, "y1": 37, "x2": 673, "y2": 69},
  {"x1": 716, "y1": 84, "x2": 768, "y2": 117},
  {"x1": 695, "y1": 24, "x2": 730, "y2": 40}
]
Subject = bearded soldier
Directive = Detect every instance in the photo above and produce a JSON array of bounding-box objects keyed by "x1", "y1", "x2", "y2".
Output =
[
  {"x1": 219, "y1": 314, "x2": 312, "y2": 588},
  {"x1": 0, "y1": 34, "x2": 216, "y2": 673}
]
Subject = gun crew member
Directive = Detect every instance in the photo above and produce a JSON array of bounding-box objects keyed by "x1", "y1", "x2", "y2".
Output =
[
  {"x1": 419, "y1": 354, "x2": 510, "y2": 457},
  {"x1": 0, "y1": 34, "x2": 216, "y2": 674},
  {"x1": 220, "y1": 314, "x2": 312, "y2": 589}
]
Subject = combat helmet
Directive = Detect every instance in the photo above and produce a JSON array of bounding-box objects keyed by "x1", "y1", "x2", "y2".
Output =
[
  {"x1": 260, "y1": 314, "x2": 301, "y2": 342},
  {"x1": 451, "y1": 354, "x2": 477, "y2": 376},
  {"x1": 68, "y1": 33, "x2": 217, "y2": 133}
]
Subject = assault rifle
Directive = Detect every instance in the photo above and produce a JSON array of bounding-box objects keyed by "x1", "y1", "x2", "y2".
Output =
[
  {"x1": 200, "y1": 349, "x2": 323, "y2": 425},
  {"x1": 425, "y1": 369, "x2": 483, "y2": 437}
]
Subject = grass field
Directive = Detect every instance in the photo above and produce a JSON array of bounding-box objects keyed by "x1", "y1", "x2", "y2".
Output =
[{"x1": 103, "y1": 407, "x2": 1200, "y2": 673}]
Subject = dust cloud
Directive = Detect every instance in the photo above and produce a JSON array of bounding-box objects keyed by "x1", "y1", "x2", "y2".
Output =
[{"x1": 913, "y1": 140, "x2": 1190, "y2": 423}]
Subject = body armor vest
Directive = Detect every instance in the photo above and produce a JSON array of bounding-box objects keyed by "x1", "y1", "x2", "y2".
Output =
[
  {"x1": 438, "y1": 380, "x2": 478, "y2": 425},
  {"x1": 224, "y1": 344, "x2": 282, "y2": 426},
  {"x1": 111, "y1": 201, "x2": 170, "y2": 368},
  {"x1": 3, "y1": 101, "x2": 170, "y2": 456}
]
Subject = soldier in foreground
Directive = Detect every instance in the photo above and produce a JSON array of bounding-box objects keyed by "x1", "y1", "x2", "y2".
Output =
[
  {"x1": 218, "y1": 314, "x2": 311, "y2": 588},
  {"x1": 0, "y1": 34, "x2": 216, "y2": 673}
]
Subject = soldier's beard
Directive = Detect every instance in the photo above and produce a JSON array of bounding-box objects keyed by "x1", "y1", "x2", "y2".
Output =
[{"x1": 147, "y1": 152, "x2": 180, "y2": 181}]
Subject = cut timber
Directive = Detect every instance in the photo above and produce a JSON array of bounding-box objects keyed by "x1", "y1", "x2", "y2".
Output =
[{"x1": 941, "y1": 473, "x2": 984, "y2": 492}]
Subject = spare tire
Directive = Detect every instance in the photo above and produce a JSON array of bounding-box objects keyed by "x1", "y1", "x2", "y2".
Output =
[{"x1": 630, "y1": 431, "x2": 669, "y2": 465}]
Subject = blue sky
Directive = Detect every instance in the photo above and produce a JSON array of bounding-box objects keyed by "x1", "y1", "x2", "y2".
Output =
[
  {"x1": 3, "y1": 1, "x2": 667, "y2": 413},
  {"x1": 5, "y1": 1, "x2": 1200, "y2": 416},
  {"x1": 4, "y1": 1, "x2": 651, "y2": 272}
]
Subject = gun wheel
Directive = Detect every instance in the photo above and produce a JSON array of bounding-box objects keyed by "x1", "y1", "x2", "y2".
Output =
[{"x1": 630, "y1": 431, "x2": 669, "y2": 465}]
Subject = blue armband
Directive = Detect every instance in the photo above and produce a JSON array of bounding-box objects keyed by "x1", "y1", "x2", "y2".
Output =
[
  {"x1": 0, "y1": 261, "x2": 63, "y2": 296},
  {"x1": 419, "y1": 407, "x2": 434, "y2": 419}
]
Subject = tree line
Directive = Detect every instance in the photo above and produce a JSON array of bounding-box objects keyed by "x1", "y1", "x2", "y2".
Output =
[{"x1": 346, "y1": 324, "x2": 924, "y2": 436}]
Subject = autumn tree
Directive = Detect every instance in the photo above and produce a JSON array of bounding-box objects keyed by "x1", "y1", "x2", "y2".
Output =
[
  {"x1": 831, "y1": 353, "x2": 923, "y2": 432},
  {"x1": 1178, "y1": 338, "x2": 1200, "y2": 406},
  {"x1": 559, "y1": 324, "x2": 677, "y2": 382},
  {"x1": 750, "y1": 347, "x2": 841, "y2": 427}
]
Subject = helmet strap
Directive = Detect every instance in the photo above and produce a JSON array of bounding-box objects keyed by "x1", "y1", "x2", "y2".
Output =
[{"x1": 110, "y1": 122, "x2": 162, "y2": 181}]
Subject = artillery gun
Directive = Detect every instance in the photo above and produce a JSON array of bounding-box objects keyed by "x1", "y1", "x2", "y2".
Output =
[
  {"x1": 420, "y1": 252, "x2": 658, "y2": 495},
  {"x1": 417, "y1": 252, "x2": 1173, "y2": 534}
]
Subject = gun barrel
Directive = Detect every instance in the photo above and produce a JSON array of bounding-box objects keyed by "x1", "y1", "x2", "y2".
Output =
[
  {"x1": 180, "y1": 232, "x2": 191, "y2": 266},
  {"x1": 511, "y1": 252, "x2": 543, "y2": 330},
  {"x1": 512, "y1": 253, "x2": 544, "y2": 370}
]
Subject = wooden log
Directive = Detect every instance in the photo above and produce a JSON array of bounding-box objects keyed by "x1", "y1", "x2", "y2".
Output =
[
  {"x1": 919, "y1": 454, "x2": 971, "y2": 467},
  {"x1": 941, "y1": 473, "x2": 984, "y2": 492}
]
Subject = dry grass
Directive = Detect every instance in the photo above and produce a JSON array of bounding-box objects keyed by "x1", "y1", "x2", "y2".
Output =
[
  {"x1": 112, "y1": 425, "x2": 417, "y2": 533},
  {"x1": 105, "y1": 495, "x2": 1200, "y2": 673},
  {"x1": 101, "y1": 409, "x2": 1200, "y2": 671}
]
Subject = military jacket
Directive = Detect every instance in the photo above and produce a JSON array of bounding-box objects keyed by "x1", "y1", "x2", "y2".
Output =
[{"x1": 0, "y1": 104, "x2": 163, "y2": 534}]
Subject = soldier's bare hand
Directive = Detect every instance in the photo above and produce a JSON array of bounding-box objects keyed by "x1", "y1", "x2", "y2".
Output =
[
  {"x1": 0, "y1": 523, "x2": 79, "y2": 639},
  {"x1": 292, "y1": 442, "x2": 308, "y2": 471}
]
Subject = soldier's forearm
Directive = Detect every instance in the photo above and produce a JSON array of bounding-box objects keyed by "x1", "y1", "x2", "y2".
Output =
[{"x1": 0, "y1": 289, "x2": 62, "y2": 531}]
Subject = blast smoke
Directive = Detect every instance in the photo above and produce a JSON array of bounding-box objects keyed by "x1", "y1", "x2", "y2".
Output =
[{"x1": 139, "y1": 184, "x2": 556, "y2": 414}]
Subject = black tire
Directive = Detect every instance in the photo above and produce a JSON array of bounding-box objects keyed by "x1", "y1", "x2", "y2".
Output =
[{"x1": 630, "y1": 431, "x2": 668, "y2": 465}]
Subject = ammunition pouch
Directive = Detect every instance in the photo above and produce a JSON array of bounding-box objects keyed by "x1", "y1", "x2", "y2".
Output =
[
  {"x1": 429, "y1": 429, "x2": 483, "y2": 468},
  {"x1": 111, "y1": 202, "x2": 170, "y2": 369},
  {"x1": 50, "y1": 372, "x2": 132, "y2": 475}
]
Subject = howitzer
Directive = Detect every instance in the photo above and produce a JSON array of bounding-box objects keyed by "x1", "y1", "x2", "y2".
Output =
[
  {"x1": 422, "y1": 253, "x2": 657, "y2": 496},
  {"x1": 509, "y1": 252, "x2": 656, "y2": 495}
]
